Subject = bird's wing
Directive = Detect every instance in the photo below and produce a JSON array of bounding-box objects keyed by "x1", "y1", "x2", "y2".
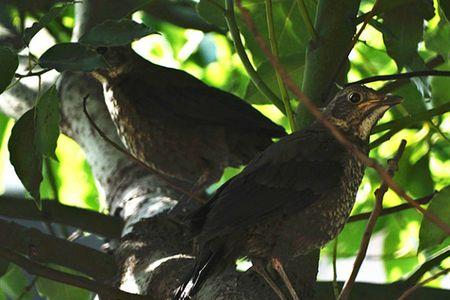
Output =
[
  {"x1": 125, "y1": 64, "x2": 285, "y2": 136},
  {"x1": 198, "y1": 130, "x2": 345, "y2": 240}
]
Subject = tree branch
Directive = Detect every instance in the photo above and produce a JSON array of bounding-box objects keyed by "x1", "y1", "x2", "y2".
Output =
[
  {"x1": 348, "y1": 193, "x2": 435, "y2": 223},
  {"x1": 404, "y1": 249, "x2": 450, "y2": 287},
  {"x1": 235, "y1": 0, "x2": 450, "y2": 235},
  {"x1": 0, "y1": 196, "x2": 123, "y2": 238},
  {"x1": 315, "y1": 281, "x2": 450, "y2": 299},
  {"x1": 0, "y1": 219, "x2": 117, "y2": 280},
  {"x1": 349, "y1": 70, "x2": 450, "y2": 86},
  {"x1": 339, "y1": 140, "x2": 407, "y2": 300},
  {"x1": 224, "y1": 0, "x2": 286, "y2": 114},
  {"x1": 0, "y1": 247, "x2": 150, "y2": 300},
  {"x1": 398, "y1": 267, "x2": 450, "y2": 300}
]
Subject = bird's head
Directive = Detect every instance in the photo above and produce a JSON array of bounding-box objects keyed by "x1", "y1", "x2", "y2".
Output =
[
  {"x1": 323, "y1": 85, "x2": 402, "y2": 140},
  {"x1": 91, "y1": 46, "x2": 133, "y2": 83}
]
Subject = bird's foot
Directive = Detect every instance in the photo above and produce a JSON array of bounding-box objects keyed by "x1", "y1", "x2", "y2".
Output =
[
  {"x1": 271, "y1": 257, "x2": 300, "y2": 300},
  {"x1": 252, "y1": 258, "x2": 288, "y2": 300}
]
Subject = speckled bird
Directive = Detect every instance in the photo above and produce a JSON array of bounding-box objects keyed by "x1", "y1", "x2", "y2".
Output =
[
  {"x1": 173, "y1": 85, "x2": 402, "y2": 300},
  {"x1": 91, "y1": 47, "x2": 285, "y2": 189}
]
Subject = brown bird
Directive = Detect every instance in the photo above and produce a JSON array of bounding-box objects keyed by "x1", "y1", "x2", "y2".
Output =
[
  {"x1": 91, "y1": 47, "x2": 285, "y2": 189},
  {"x1": 173, "y1": 85, "x2": 402, "y2": 299}
]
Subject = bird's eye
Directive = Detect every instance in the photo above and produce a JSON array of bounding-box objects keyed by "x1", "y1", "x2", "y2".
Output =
[
  {"x1": 348, "y1": 92, "x2": 362, "y2": 103},
  {"x1": 96, "y1": 47, "x2": 108, "y2": 55}
]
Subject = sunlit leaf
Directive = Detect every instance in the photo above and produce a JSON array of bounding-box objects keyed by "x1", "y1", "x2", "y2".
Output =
[
  {"x1": 35, "y1": 86, "x2": 60, "y2": 160},
  {"x1": 8, "y1": 109, "x2": 43, "y2": 204},
  {"x1": 22, "y1": 4, "x2": 69, "y2": 45},
  {"x1": 36, "y1": 265, "x2": 91, "y2": 300},
  {"x1": 39, "y1": 43, "x2": 108, "y2": 72},
  {"x1": 419, "y1": 186, "x2": 450, "y2": 251},
  {"x1": 79, "y1": 19, "x2": 157, "y2": 47},
  {"x1": 0, "y1": 46, "x2": 18, "y2": 94}
]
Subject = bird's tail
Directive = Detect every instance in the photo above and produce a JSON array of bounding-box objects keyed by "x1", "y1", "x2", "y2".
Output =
[{"x1": 173, "y1": 248, "x2": 223, "y2": 300}]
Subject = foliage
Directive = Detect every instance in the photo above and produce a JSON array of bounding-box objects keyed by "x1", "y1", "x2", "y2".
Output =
[{"x1": 0, "y1": 0, "x2": 449, "y2": 298}]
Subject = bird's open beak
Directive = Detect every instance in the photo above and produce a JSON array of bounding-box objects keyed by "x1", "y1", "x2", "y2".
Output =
[{"x1": 382, "y1": 95, "x2": 403, "y2": 107}]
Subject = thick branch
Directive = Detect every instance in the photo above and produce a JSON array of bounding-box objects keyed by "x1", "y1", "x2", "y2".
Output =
[
  {"x1": 0, "y1": 218, "x2": 116, "y2": 280},
  {"x1": 297, "y1": 0, "x2": 361, "y2": 127},
  {"x1": 0, "y1": 196, "x2": 123, "y2": 238},
  {"x1": 0, "y1": 247, "x2": 149, "y2": 300}
]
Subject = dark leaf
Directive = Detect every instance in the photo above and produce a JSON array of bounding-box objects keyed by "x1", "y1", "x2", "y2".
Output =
[
  {"x1": 382, "y1": 2, "x2": 426, "y2": 69},
  {"x1": 438, "y1": 0, "x2": 450, "y2": 21},
  {"x1": 0, "y1": 258, "x2": 9, "y2": 277},
  {"x1": 0, "y1": 46, "x2": 18, "y2": 94},
  {"x1": 196, "y1": 0, "x2": 227, "y2": 29},
  {"x1": 382, "y1": 1, "x2": 434, "y2": 98},
  {"x1": 8, "y1": 109, "x2": 43, "y2": 205},
  {"x1": 35, "y1": 86, "x2": 60, "y2": 160},
  {"x1": 419, "y1": 186, "x2": 450, "y2": 251},
  {"x1": 79, "y1": 19, "x2": 157, "y2": 47},
  {"x1": 39, "y1": 43, "x2": 108, "y2": 72},
  {"x1": 22, "y1": 5, "x2": 68, "y2": 45}
]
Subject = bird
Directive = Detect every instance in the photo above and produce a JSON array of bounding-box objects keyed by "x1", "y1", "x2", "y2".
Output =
[
  {"x1": 173, "y1": 85, "x2": 402, "y2": 300},
  {"x1": 90, "y1": 47, "x2": 285, "y2": 190}
]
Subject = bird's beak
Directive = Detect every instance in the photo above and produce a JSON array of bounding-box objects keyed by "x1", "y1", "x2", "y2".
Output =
[{"x1": 381, "y1": 94, "x2": 403, "y2": 107}]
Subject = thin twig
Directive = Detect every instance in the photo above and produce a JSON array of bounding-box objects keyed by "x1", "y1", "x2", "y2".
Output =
[
  {"x1": 339, "y1": 140, "x2": 407, "y2": 300},
  {"x1": 224, "y1": 0, "x2": 286, "y2": 113},
  {"x1": 348, "y1": 70, "x2": 450, "y2": 86},
  {"x1": 17, "y1": 276, "x2": 38, "y2": 300},
  {"x1": 404, "y1": 249, "x2": 450, "y2": 287},
  {"x1": 82, "y1": 96, "x2": 206, "y2": 204},
  {"x1": 265, "y1": 0, "x2": 296, "y2": 131},
  {"x1": 348, "y1": 193, "x2": 435, "y2": 223},
  {"x1": 398, "y1": 267, "x2": 450, "y2": 300},
  {"x1": 15, "y1": 69, "x2": 52, "y2": 79},
  {"x1": 0, "y1": 247, "x2": 150, "y2": 300},
  {"x1": 235, "y1": 0, "x2": 450, "y2": 235}
]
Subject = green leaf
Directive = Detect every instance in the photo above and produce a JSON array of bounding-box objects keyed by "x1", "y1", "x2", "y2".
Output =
[
  {"x1": 0, "y1": 46, "x2": 18, "y2": 94},
  {"x1": 425, "y1": 19, "x2": 450, "y2": 56},
  {"x1": 419, "y1": 186, "x2": 450, "y2": 251},
  {"x1": 8, "y1": 109, "x2": 43, "y2": 204},
  {"x1": 35, "y1": 86, "x2": 60, "y2": 160},
  {"x1": 0, "y1": 265, "x2": 34, "y2": 300},
  {"x1": 7, "y1": 85, "x2": 61, "y2": 205},
  {"x1": 0, "y1": 259, "x2": 8, "y2": 277},
  {"x1": 244, "y1": 52, "x2": 305, "y2": 104},
  {"x1": 79, "y1": 19, "x2": 157, "y2": 47},
  {"x1": 36, "y1": 265, "x2": 91, "y2": 300},
  {"x1": 39, "y1": 43, "x2": 108, "y2": 72},
  {"x1": 22, "y1": 4, "x2": 68, "y2": 45},
  {"x1": 196, "y1": 0, "x2": 227, "y2": 29},
  {"x1": 382, "y1": 1, "x2": 429, "y2": 69}
]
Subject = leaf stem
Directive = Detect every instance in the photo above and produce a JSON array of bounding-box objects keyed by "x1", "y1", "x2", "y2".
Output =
[
  {"x1": 265, "y1": 0, "x2": 296, "y2": 131},
  {"x1": 295, "y1": 0, "x2": 317, "y2": 41},
  {"x1": 224, "y1": 0, "x2": 286, "y2": 114}
]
